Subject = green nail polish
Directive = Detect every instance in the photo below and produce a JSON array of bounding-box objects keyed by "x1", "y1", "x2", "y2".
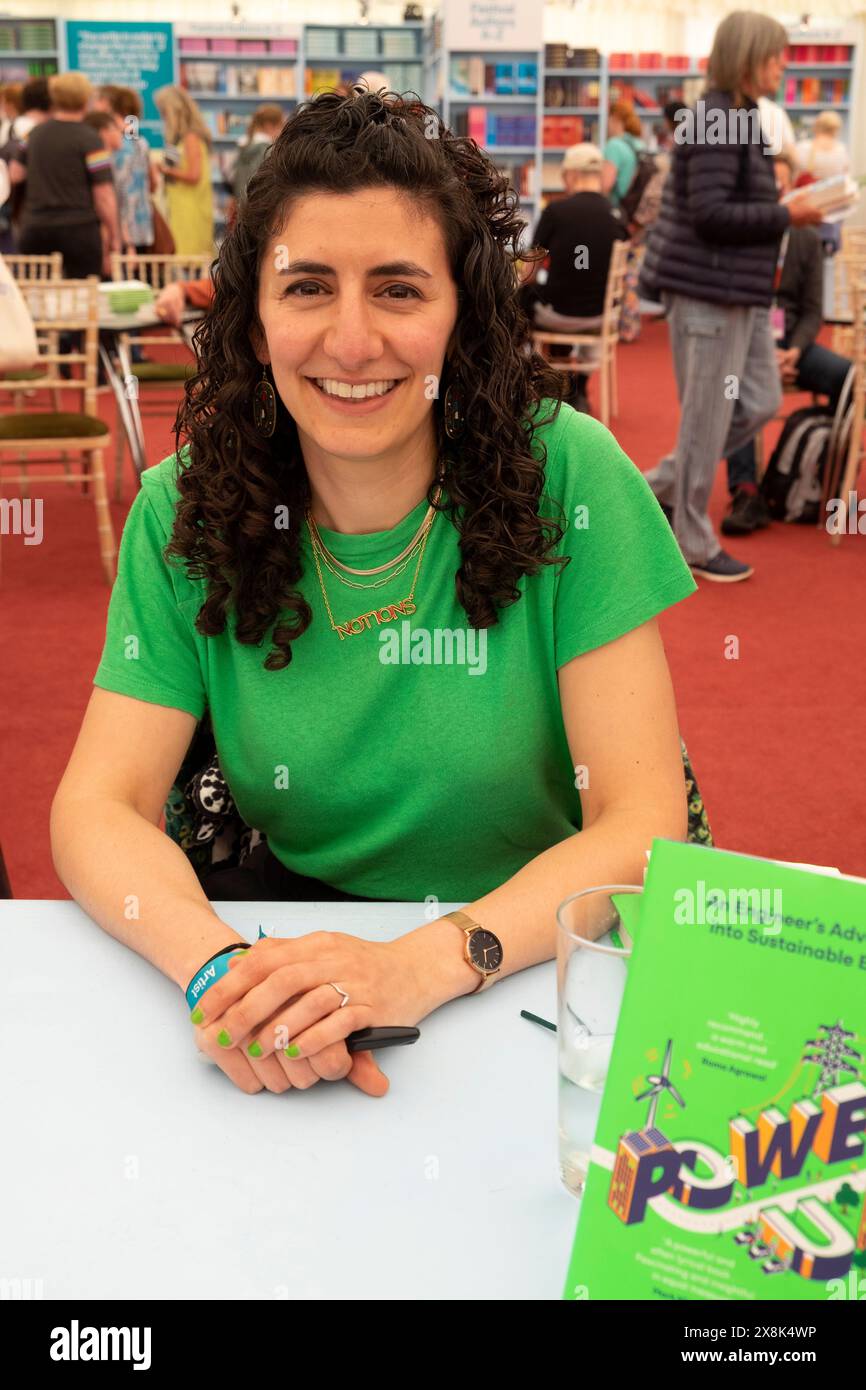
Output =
[
  {"x1": 248, "y1": 1041, "x2": 263, "y2": 1058},
  {"x1": 217, "y1": 1029, "x2": 232, "y2": 1047},
  {"x1": 190, "y1": 1006, "x2": 204, "y2": 1025},
  {"x1": 285, "y1": 1044, "x2": 301, "y2": 1058}
]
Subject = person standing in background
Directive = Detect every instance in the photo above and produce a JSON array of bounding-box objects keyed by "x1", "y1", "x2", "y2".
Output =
[
  {"x1": 0, "y1": 82, "x2": 23, "y2": 146},
  {"x1": 225, "y1": 104, "x2": 285, "y2": 230},
  {"x1": 101, "y1": 87, "x2": 157, "y2": 255},
  {"x1": 638, "y1": 10, "x2": 823, "y2": 583},
  {"x1": 153, "y1": 85, "x2": 214, "y2": 257},
  {"x1": 7, "y1": 72, "x2": 120, "y2": 278},
  {"x1": 603, "y1": 100, "x2": 646, "y2": 209},
  {"x1": 0, "y1": 78, "x2": 51, "y2": 253}
]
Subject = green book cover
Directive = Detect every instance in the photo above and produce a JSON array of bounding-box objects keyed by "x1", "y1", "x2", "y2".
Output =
[{"x1": 563, "y1": 840, "x2": 866, "y2": 1301}]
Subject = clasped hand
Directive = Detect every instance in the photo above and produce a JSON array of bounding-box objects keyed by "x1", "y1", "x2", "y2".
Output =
[{"x1": 190, "y1": 931, "x2": 429, "y2": 1099}]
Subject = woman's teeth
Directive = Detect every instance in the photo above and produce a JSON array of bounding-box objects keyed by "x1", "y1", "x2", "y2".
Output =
[{"x1": 314, "y1": 379, "x2": 398, "y2": 399}]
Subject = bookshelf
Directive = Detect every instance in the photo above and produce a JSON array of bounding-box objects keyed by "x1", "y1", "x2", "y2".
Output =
[
  {"x1": 303, "y1": 21, "x2": 424, "y2": 102},
  {"x1": 175, "y1": 22, "x2": 301, "y2": 238},
  {"x1": 780, "y1": 24, "x2": 859, "y2": 146},
  {"x1": 0, "y1": 16, "x2": 59, "y2": 83}
]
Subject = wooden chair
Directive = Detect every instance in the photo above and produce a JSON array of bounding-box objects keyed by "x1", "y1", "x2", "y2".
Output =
[
  {"x1": 0, "y1": 253, "x2": 74, "y2": 484},
  {"x1": 108, "y1": 253, "x2": 207, "y2": 497},
  {"x1": 0, "y1": 277, "x2": 116, "y2": 583},
  {"x1": 530, "y1": 238, "x2": 629, "y2": 428},
  {"x1": 824, "y1": 266, "x2": 865, "y2": 543},
  {"x1": 830, "y1": 231, "x2": 866, "y2": 357}
]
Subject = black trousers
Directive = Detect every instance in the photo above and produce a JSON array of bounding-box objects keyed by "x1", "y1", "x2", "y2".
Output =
[
  {"x1": 18, "y1": 219, "x2": 102, "y2": 277},
  {"x1": 197, "y1": 839, "x2": 384, "y2": 903}
]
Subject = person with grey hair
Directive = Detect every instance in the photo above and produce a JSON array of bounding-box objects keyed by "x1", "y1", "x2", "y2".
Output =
[{"x1": 640, "y1": 10, "x2": 823, "y2": 582}]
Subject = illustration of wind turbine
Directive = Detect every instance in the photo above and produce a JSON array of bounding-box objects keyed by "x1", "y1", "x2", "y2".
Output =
[{"x1": 635, "y1": 1039, "x2": 686, "y2": 1128}]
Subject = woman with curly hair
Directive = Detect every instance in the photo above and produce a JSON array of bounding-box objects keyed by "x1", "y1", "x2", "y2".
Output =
[{"x1": 51, "y1": 88, "x2": 696, "y2": 1101}]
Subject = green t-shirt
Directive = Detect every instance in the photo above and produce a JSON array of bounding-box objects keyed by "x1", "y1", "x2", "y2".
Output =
[{"x1": 93, "y1": 401, "x2": 696, "y2": 900}]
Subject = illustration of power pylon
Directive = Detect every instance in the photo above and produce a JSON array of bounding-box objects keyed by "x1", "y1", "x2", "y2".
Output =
[{"x1": 802, "y1": 1022, "x2": 861, "y2": 1094}]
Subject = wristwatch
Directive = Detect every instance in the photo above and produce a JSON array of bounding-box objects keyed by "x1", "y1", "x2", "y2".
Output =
[{"x1": 444, "y1": 910, "x2": 504, "y2": 994}]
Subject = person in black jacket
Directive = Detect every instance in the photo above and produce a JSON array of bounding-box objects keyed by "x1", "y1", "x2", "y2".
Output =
[
  {"x1": 723, "y1": 148, "x2": 853, "y2": 534},
  {"x1": 639, "y1": 10, "x2": 822, "y2": 582}
]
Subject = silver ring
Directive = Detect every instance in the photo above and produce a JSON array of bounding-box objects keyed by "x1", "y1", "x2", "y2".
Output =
[{"x1": 329, "y1": 982, "x2": 350, "y2": 1008}]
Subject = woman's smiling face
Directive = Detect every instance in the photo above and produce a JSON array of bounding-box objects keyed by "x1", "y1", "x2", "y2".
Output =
[{"x1": 255, "y1": 186, "x2": 459, "y2": 460}]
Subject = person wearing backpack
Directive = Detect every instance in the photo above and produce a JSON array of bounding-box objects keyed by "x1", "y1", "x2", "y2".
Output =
[
  {"x1": 603, "y1": 101, "x2": 646, "y2": 211},
  {"x1": 722, "y1": 147, "x2": 853, "y2": 534},
  {"x1": 638, "y1": 10, "x2": 823, "y2": 582}
]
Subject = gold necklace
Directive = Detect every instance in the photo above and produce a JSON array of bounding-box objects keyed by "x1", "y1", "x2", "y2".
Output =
[
  {"x1": 311, "y1": 509, "x2": 437, "y2": 592},
  {"x1": 307, "y1": 510, "x2": 437, "y2": 640},
  {"x1": 305, "y1": 483, "x2": 443, "y2": 576}
]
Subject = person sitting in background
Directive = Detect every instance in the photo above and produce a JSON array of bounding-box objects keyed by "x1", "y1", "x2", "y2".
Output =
[
  {"x1": 723, "y1": 147, "x2": 853, "y2": 536},
  {"x1": 794, "y1": 111, "x2": 849, "y2": 184},
  {"x1": 518, "y1": 142, "x2": 628, "y2": 412},
  {"x1": 602, "y1": 101, "x2": 646, "y2": 210}
]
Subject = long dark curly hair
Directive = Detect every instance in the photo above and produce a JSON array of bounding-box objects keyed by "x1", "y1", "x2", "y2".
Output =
[{"x1": 168, "y1": 86, "x2": 569, "y2": 670}]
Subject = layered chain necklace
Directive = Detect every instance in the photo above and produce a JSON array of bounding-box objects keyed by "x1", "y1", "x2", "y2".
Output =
[{"x1": 305, "y1": 482, "x2": 443, "y2": 641}]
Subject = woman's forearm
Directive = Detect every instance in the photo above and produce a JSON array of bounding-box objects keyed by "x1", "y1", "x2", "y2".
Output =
[
  {"x1": 393, "y1": 804, "x2": 685, "y2": 1019},
  {"x1": 50, "y1": 795, "x2": 245, "y2": 992}
]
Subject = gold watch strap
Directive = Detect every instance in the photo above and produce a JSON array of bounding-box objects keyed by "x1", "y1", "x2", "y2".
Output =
[{"x1": 445, "y1": 910, "x2": 495, "y2": 994}]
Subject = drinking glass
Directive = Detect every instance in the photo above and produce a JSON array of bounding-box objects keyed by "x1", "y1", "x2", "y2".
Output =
[{"x1": 556, "y1": 885, "x2": 640, "y2": 1197}]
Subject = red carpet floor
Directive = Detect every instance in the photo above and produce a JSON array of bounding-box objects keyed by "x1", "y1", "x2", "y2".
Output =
[{"x1": 2, "y1": 318, "x2": 864, "y2": 896}]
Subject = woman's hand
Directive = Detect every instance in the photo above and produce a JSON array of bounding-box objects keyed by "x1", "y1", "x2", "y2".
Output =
[
  {"x1": 190, "y1": 932, "x2": 433, "y2": 1096},
  {"x1": 154, "y1": 281, "x2": 186, "y2": 327}
]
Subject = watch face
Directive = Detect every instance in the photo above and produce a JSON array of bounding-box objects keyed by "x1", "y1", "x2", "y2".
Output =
[{"x1": 468, "y1": 928, "x2": 502, "y2": 973}]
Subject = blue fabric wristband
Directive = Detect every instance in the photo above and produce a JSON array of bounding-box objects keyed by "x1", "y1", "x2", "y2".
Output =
[{"x1": 185, "y1": 945, "x2": 250, "y2": 1010}]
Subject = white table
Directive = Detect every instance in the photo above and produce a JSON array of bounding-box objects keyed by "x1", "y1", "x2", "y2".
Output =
[{"x1": 0, "y1": 901, "x2": 575, "y2": 1300}]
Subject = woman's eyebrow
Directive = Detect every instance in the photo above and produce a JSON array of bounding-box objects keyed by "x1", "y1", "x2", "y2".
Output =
[{"x1": 275, "y1": 259, "x2": 432, "y2": 279}]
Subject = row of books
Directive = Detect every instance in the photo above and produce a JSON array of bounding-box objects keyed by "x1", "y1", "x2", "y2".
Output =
[
  {"x1": 544, "y1": 45, "x2": 601, "y2": 70},
  {"x1": 452, "y1": 109, "x2": 536, "y2": 148},
  {"x1": 783, "y1": 76, "x2": 850, "y2": 103},
  {"x1": 303, "y1": 66, "x2": 421, "y2": 96},
  {"x1": 203, "y1": 110, "x2": 271, "y2": 138},
  {"x1": 607, "y1": 82, "x2": 683, "y2": 109},
  {"x1": 788, "y1": 43, "x2": 853, "y2": 62},
  {"x1": 543, "y1": 115, "x2": 592, "y2": 147},
  {"x1": 450, "y1": 58, "x2": 538, "y2": 97},
  {"x1": 545, "y1": 78, "x2": 602, "y2": 108},
  {"x1": 0, "y1": 21, "x2": 55, "y2": 51},
  {"x1": 0, "y1": 60, "x2": 57, "y2": 79},
  {"x1": 306, "y1": 30, "x2": 420, "y2": 60},
  {"x1": 489, "y1": 158, "x2": 535, "y2": 197},
  {"x1": 178, "y1": 37, "x2": 298, "y2": 57},
  {"x1": 181, "y1": 63, "x2": 299, "y2": 97},
  {"x1": 609, "y1": 53, "x2": 705, "y2": 71}
]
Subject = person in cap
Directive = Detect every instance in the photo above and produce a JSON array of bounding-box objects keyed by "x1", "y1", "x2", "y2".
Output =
[{"x1": 519, "y1": 142, "x2": 628, "y2": 411}]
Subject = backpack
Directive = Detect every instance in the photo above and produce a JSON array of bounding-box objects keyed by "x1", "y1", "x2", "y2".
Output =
[
  {"x1": 759, "y1": 376, "x2": 854, "y2": 524},
  {"x1": 620, "y1": 148, "x2": 660, "y2": 226}
]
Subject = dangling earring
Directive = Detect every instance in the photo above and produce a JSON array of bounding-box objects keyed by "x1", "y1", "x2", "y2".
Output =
[
  {"x1": 443, "y1": 377, "x2": 465, "y2": 441},
  {"x1": 253, "y1": 364, "x2": 277, "y2": 437}
]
